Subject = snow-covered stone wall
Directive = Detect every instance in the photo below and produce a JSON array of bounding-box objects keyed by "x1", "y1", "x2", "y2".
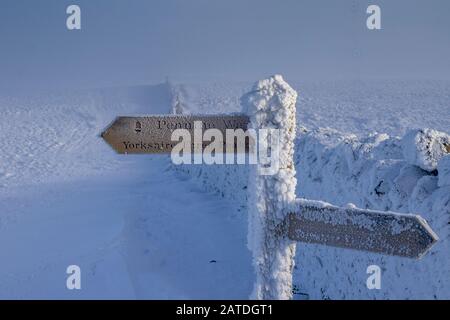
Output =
[
  {"x1": 293, "y1": 127, "x2": 449, "y2": 299},
  {"x1": 170, "y1": 83, "x2": 450, "y2": 299}
]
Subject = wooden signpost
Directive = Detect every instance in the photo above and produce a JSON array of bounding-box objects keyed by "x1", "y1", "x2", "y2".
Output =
[
  {"x1": 101, "y1": 114, "x2": 438, "y2": 259},
  {"x1": 101, "y1": 76, "x2": 439, "y2": 300},
  {"x1": 101, "y1": 115, "x2": 249, "y2": 154}
]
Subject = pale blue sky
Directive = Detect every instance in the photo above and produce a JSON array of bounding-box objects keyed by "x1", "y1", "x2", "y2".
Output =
[{"x1": 0, "y1": 0, "x2": 449, "y2": 92}]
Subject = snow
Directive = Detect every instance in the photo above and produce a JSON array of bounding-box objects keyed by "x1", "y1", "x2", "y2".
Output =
[
  {"x1": 0, "y1": 84, "x2": 172, "y2": 190},
  {"x1": 1, "y1": 77, "x2": 449, "y2": 299},
  {"x1": 290, "y1": 127, "x2": 449, "y2": 299},
  {"x1": 174, "y1": 80, "x2": 450, "y2": 137},
  {"x1": 402, "y1": 128, "x2": 450, "y2": 172},
  {"x1": 288, "y1": 199, "x2": 377, "y2": 230},
  {"x1": 172, "y1": 79, "x2": 450, "y2": 299},
  {"x1": 0, "y1": 83, "x2": 252, "y2": 299},
  {"x1": 438, "y1": 155, "x2": 450, "y2": 187}
]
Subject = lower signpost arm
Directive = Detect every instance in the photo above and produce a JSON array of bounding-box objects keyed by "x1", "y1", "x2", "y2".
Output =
[{"x1": 285, "y1": 199, "x2": 439, "y2": 259}]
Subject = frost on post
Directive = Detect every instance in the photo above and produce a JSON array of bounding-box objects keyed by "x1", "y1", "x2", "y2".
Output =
[
  {"x1": 402, "y1": 129, "x2": 450, "y2": 172},
  {"x1": 242, "y1": 75, "x2": 298, "y2": 300}
]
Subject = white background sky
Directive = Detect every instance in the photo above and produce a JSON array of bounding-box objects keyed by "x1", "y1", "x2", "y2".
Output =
[{"x1": 1, "y1": 0, "x2": 449, "y2": 92}]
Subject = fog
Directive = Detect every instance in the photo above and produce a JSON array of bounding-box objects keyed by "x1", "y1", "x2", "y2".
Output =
[{"x1": 1, "y1": 0, "x2": 449, "y2": 92}]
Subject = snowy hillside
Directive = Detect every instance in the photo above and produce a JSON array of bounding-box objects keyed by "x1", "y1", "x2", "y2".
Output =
[
  {"x1": 0, "y1": 83, "x2": 253, "y2": 299},
  {"x1": 175, "y1": 80, "x2": 450, "y2": 137},
  {"x1": 1, "y1": 79, "x2": 448, "y2": 299}
]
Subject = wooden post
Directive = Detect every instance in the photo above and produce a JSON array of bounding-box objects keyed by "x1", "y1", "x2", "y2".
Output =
[{"x1": 243, "y1": 75, "x2": 298, "y2": 300}]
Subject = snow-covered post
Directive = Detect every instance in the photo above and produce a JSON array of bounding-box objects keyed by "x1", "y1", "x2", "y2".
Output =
[{"x1": 242, "y1": 75, "x2": 298, "y2": 300}]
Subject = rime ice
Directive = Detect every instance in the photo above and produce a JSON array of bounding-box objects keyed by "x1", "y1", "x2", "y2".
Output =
[
  {"x1": 402, "y1": 128, "x2": 450, "y2": 172},
  {"x1": 243, "y1": 75, "x2": 298, "y2": 300}
]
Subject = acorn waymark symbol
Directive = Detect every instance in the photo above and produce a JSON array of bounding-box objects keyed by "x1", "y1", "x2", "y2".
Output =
[{"x1": 135, "y1": 121, "x2": 142, "y2": 133}]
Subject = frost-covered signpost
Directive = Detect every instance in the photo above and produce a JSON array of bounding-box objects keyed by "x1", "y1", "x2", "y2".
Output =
[
  {"x1": 242, "y1": 76, "x2": 438, "y2": 300},
  {"x1": 101, "y1": 75, "x2": 438, "y2": 301},
  {"x1": 238, "y1": 76, "x2": 439, "y2": 299}
]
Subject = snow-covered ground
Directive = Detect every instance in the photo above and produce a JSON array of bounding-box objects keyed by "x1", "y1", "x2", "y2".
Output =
[
  {"x1": 1, "y1": 79, "x2": 449, "y2": 299},
  {"x1": 0, "y1": 84, "x2": 252, "y2": 299},
  {"x1": 175, "y1": 80, "x2": 450, "y2": 137}
]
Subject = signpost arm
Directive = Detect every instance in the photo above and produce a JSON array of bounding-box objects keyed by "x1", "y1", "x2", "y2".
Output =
[
  {"x1": 243, "y1": 75, "x2": 298, "y2": 300},
  {"x1": 285, "y1": 199, "x2": 439, "y2": 259}
]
